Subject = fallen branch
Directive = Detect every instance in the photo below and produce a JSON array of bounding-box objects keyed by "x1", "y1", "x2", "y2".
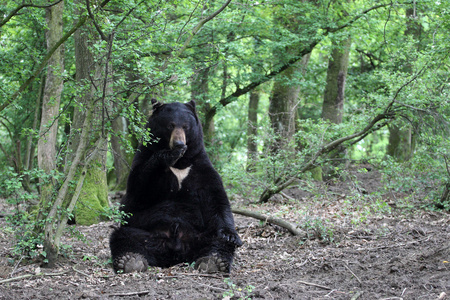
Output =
[
  {"x1": 72, "y1": 266, "x2": 89, "y2": 277},
  {"x1": 343, "y1": 263, "x2": 362, "y2": 284},
  {"x1": 0, "y1": 270, "x2": 69, "y2": 285},
  {"x1": 297, "y1": 280, "x2": 332, "y2": 290},
  {"x1": 232, "y1": 208, "x2": 306, "y2": 237},
  {"x1": 107, "y1": 290, "x2": 151, "y2": 297}
]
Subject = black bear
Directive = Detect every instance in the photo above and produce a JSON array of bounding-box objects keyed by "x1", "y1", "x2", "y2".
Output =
[{"x1": 109, "y1": 99, "x2": 242, "y2": 273}]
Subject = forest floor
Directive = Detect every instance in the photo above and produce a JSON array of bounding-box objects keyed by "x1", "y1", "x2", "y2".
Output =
[{"x1": 0, "y1": 166, "x2": 449, "y2": 300}]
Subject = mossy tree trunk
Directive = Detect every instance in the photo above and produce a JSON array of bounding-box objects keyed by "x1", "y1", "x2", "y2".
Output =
[{"x1": 67, "y1": 14, "x2": 110, "y2": 226}]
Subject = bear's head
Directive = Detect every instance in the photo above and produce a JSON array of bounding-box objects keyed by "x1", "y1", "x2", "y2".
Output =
[{"x1": 146, "y1": 99, "x2": 204, "y2": 157}]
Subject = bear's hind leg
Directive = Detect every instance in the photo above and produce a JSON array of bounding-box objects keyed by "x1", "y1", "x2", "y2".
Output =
[
  {"x1": 194, "y1": 240, "x2": 237, "y2": 273},
  {"x1": 114, "y1": 252, "x2": 148, "y2": 273},
  {"x1": 110, "y1": 227, "x2": 154, "y2": 273},
  {"x1": 195, "y1": 253, "x2": 229, "y2": 273}
]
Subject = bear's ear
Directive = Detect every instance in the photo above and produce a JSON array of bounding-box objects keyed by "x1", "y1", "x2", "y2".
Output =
[
  {"x1": 185, "y1": 100, "x2": 197, "y2": 114},
  {"x1": 150, "y1": 98, "x2": 164, "y2": 113},
  {"x1": 185, "y1": 100, "x2": 199, "y2": 123}
]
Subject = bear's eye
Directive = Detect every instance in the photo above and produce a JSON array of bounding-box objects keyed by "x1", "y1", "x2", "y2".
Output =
[
  {"x1": 182, "y1": 125, "x2": 189, "y2": 130},
  {"x1": 167, "y1": 123, "x2": 175, "y2": 130}
]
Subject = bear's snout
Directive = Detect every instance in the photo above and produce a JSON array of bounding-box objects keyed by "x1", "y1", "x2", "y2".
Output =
[{"x1": 169, "y1": 127, "x2": 186, "y2": 149}]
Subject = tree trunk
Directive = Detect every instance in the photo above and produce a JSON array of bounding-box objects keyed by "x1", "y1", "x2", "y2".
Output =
[
  {"x1": 269, "y1": 54, "x2": 310, "y2": 152},
  {"x1": 191, "y1": 67, "x2": 213, "y2": 142},
  {"x1": 387, "y1": 7, "x2": 421, "y2": 161},
  {"x1": 320, "y1": 36, "x2": 352, "y2": 174},
  {"x1": 386, "y1": 124, "x2": 414, "y2": 161},
  {"x1": 37, "y1": 0, "x2": 64, "y2": 208},
  {"x1": 247, "y1": 88, "x2": 259, "y2": 170},
  {"x1": 68, "y1": 18, "x2": 110, "y2": 226},
  {"x1": 24, "y1": 74, "x2": 45, "y2": 193},
  {"x1": 269, "y1": 64, "x2": 299, "y2": 151},
  {"x1": 110, "y1": 114, "x2": 130, "y2": 190},
  {"x1": 322, "y1": 36, "x2": 352, "y2": 124}
]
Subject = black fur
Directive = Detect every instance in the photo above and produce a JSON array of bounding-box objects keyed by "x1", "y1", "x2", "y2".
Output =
[{"x1": 109, "y1": 100, "x2": 242, "y2": 273}]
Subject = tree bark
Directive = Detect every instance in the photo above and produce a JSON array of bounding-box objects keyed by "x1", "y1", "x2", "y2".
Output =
[
  {"x1": 68, "y1": 15, "x2": 110, "y2": 226},
  {"x1": 246, "y1": 88, "x2": 259, "y2": 170},
  {"x1": 322, "y1": 36, "x2": 352, "y2": 124},
  {"x1": 38, "y1": 1, "x2": 64, "y2": 172},
  {"x1": 191, "y1": 67, "x2": 214, "y2": 142},
  {"x1": 36, "y1": 0, "x2": 64, "y2": 215},
  {"x1": 23, "y1": 74, "x2": 45, "y2": 193},
  {"x1": 387, "y1": 124, "x2": 414, "y2": 161},
  {"x1": 110, "y1": 114, "x2": 130, "y2": 191},
  {"x1": 269, "y1": 64, "x2": 299, "y2": 150},
  {"x1": 387, "y1": 7, "x2": 421, "y2": 161},
  {"x1": 320, "y1": 36, "x2": 352, "y2": 172},
  {"x1": 269, "y1": 53, "x2": 310, "y2": 152}
]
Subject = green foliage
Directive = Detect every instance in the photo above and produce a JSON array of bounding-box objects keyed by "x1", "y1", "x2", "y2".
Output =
[
  {"x1": 100, "y1": 203, "x2": 131, "y2": 225},
  {"x1": 222, "y1": 278, "x2": 255, "y2": 300},
  {"x1": 5, "y1": 212, "x2": 45, "y2": 260},
  {"x1": 303, "y1": 216, "x2": 335, "y2": 244}
]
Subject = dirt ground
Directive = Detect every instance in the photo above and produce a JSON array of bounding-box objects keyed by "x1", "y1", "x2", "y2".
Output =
[{"x1": 0, "y1": 167, "x2": 449, "y2": 299}]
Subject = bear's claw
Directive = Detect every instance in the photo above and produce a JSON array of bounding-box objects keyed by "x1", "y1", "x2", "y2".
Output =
[
  {"x1": 115, "y1": 253, "x2": 148, "y2": 273},
  {"x1": 195, "y1": 254, "x2": 229, "y2": 273},
  {"x1": 218, "y1": 228, "x2": 243, "y2": 247}
]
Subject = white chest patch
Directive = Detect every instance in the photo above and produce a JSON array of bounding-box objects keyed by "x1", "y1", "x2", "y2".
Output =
[{"x1": 169, "y1": 166, "x2": 192, "y2": 190}]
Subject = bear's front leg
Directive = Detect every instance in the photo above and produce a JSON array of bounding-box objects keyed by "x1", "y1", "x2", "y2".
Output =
[
  {"x1": 159, "y1": 144, "x2": 187, "y2": 167},
  {"x1": 218, "y1": 227, "x2": 243, "y2": 247}
]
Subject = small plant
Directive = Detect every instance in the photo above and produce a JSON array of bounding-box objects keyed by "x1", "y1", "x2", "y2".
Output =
[
  {"x1": 222, "y1": 278, "x2": 255, "y2": 300},
  {"x1": 100, "y1": 204, "x2": 131, "y2": 224},
  {"x1": 303, "y1": 217, "x2": 335, "y2": 243}
]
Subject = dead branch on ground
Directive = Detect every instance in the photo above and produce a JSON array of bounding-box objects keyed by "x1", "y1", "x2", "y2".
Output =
[{"x1": 232, "y1": 207, "x2": 306, "y2": 237}]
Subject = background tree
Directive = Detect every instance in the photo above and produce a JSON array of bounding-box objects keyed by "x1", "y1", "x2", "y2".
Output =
[
  {"x1": 386, "y1": 7, "x2": 422, "y2": 161},
  {"x1": 321, "y1": 36, "x2": 352, "y2": 124}
]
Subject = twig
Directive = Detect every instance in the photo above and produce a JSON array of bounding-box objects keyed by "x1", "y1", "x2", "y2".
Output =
[
  {"x1": 0, "y1": 274, "x2": 34, "y2": 284},
  {"x1": 10, "y1": 256, "x2": 24, "y2": 276},
  {"x1": 72, "y1": 266, "x2": 89, "y2": 277},
  {"x1": 163, "y1": 273, "x2": 223, "y2": 279},
  {"x1": 231, "y1": 208, "x2": 306, "y2": 237},
  {"x1": 355, "y1": 236, "x2": 430, "y2": 251},
  {"x1": 107, "y1": 290, "x2": 151, "y2": 297},
  {"x1": 280, "y1": 191, "x2": 296, "y2": 201},
  {"x1": 343, "y1": 263, "x2": 362, "y2": 284},
  {"x1": 297, "y1": 280, "x2": 332, "y2": 290},
  {"x1": 185, "y1": 277, "x2": 228, "y2": 292},
  {"x1": 0, "y1": 270, "x2": 70, "y2": 285}
]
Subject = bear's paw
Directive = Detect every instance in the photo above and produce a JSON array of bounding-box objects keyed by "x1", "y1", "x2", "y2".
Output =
[
  {"x1": 195, "y1": 253, "x2": 229, "y2": 273},
  {"x1": 115, "y1": 253, "x2": 148, "y2": 273}
]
